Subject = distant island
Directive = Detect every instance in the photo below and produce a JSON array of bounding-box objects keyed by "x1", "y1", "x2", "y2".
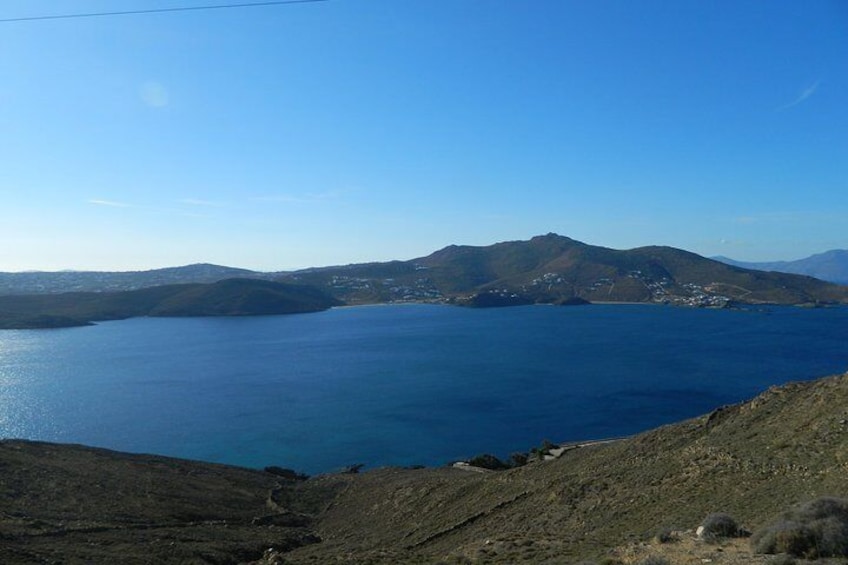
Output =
[{"x1": 2, "y1": 234, "x2": 847, "y2": 328}]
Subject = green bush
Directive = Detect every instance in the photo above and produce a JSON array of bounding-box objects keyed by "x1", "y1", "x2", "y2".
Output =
[
  {"x1": 509, "y1": 452, "x2": 529, "y2": 467},
  {"x1": 654, "y1": 526, "x2": 678, "y2": 544},
  {"x1": 751, "y1": 497, "x2": 848, "y2": 558},
  {"x1": 530, "y1": 439, "x2": 557, "y2": 460},
  {"x1": 700, "y1": 512, "x2": 742, "y2": 540},
  {"x1": 466, "y1": 453, "x2": 510, "y2": 470}
]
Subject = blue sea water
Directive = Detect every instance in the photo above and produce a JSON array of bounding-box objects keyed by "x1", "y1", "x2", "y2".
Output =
[{"x1": 0, "y1": 304, "x2": 846, "y2": 474}]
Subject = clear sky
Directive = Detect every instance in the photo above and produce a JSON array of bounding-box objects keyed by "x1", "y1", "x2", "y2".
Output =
[{"x1": 1, "y1": 0, "x2": 846, "y2": 271}]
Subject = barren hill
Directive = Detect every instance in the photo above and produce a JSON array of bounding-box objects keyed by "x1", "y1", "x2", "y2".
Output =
[
  {"x1": 3, "y1": 372, "x2": 848, "y2": 563},
  {"x1": 283, "y1": 372, "x2": 848, "y2": 563}
]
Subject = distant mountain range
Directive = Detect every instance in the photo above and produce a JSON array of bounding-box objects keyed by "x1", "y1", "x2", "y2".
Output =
[
  {"x1": 2, "y1": 235, "x2": 846, "y2": 328},
  {"x1": 0, "y1": 263, "x2": 271, "y2": 295},
  {"x1": 713, "y1": 249, "x2": 848, "y2": 285}
]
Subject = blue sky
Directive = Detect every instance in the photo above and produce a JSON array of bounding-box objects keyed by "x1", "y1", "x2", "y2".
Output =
[{"x1": 1, "y1": 0, "x2": 846, "y2": 271}]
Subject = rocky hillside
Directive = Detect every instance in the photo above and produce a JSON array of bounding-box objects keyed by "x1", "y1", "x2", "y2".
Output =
[
  {"x1": 282, "y1": 372, "x2": 848, "y2": 563},
  {"x1": 2, "y1": 372, "x2": 848, "y2": 563},
  {"x1": 0, "y1": 441, "x2": 321, "y2": 564}
]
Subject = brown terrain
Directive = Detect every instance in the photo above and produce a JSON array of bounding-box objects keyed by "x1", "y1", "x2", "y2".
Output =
[{"x1": 3, "y1": 372, "x2": 848, "y2": 564}]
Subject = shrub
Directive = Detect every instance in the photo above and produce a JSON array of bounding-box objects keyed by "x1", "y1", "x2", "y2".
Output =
[
  {"x1": 263, "y1": 466, "x2": 308, "y2": 480},
  {"x1": 466, "y1": 453, "x2": 510, "y2": 470},
  {"x1": 699, "y1": 512, "x2": 742, "y2": 540},
  {"x1": 751, "y1": 497, "x2": 848, "y2": 558},
  {"x1": 530, "y1": 439, "x2": 557, "y2": 460},
  {"x1": 636, "y1": 556, "x2": 671, "y2": 565},
  {"x1": 341, "y1": 463, "x2": 364, "y2": 474},
  {"x1": 654, "y1": 526, "x2": 678, "y2": 544},
  {"x1": 509, "y1": 452, "x2": 529, "y2": 467}
]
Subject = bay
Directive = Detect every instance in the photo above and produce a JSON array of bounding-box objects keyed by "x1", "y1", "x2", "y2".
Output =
[{"x1": 0, "y1": 304, "x2": 846, "y2": 474}]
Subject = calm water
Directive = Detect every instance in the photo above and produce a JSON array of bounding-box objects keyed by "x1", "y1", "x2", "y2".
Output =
[{"x1": 1, "y1": 304, "x2": 846, "y2": 473}]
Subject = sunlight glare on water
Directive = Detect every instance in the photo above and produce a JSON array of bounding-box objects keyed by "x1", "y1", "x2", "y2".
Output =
[{"x1": 0, "y1": 331, "x2": 60, "y2": 439}]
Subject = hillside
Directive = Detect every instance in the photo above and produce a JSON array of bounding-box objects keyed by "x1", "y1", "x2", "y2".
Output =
[
  {"x1": 2, "y1": 372, "x2": 848, "y2": 564},
  {"x1": 0, "y1": 279, "x2": 341, "y2": 329},
  {"x1": 282, "y1": 372, "x2": 848, "y2": 563},
  {"x1": 283, "y1": 234, "x2": 848, "y2": 307},
  {"x1": 0, "y1": 263, "x2": 268, "y2": 295},
  {"x1": 714, "y1": 249, "x2": 848, "y2": 285},
  {"x1": 4, "y1": 236, "x2": 846, "y2": 308}
]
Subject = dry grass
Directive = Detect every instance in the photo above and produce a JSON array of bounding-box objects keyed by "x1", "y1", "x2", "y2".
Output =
[{"x1": 4, "y1": 373, "x2": 848, "y2": 564}]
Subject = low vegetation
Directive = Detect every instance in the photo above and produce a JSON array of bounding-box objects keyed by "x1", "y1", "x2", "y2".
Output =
[
  {"x1": 263, "y1": 466, "x2": 309, "y2": 481},
  {"x1": 699, "y1": 512, "x2": 746, "y2": 541},
  {"x1": 465, "y1": 453, "x2": 511, "y2": 470},
  {"x1": 635, "y1": 557, "x2": 671, "y2": 565},
  {"x1": 751, "y1": 497, "x2": 848, "y2": 558}
]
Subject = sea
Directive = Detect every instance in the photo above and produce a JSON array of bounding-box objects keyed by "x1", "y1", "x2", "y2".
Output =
[{"x1": 1, "y1": 304, "x2": 846, "y2": 474}]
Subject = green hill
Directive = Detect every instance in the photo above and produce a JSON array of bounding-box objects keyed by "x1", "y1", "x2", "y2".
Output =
[
  {"x1": 0, "y1": 279, "x2": 341, "y2": 329},
  {"x1": 284, "y1": 234, "x2": 848, "y2": 307},
  {"x1": 3, "y1": 372, "x2": 848, "y2": 563}
]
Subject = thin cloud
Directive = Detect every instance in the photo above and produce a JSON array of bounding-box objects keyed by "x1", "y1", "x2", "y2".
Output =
[
  {"x1": 731, "y1": 216, "x2": 758, "y2": 225},
  {"x1": 88, "y1": 199, "x2": 131, "y2": 208},
  {"x1": 179, "y1": 198, "x2": 224, "y2": 207},
  {"x1": 250, "y1": 195, "x2": 310, "y2": 203},
  {"x1": 777, "y1": 80, "x2": 820, "y2": 110},
  {"x1": 250, "y1": 190, "x2": 342, "y2": 204},
  {"x1": 178, "y1": 211, "x2": 213, "y2": 218}
]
